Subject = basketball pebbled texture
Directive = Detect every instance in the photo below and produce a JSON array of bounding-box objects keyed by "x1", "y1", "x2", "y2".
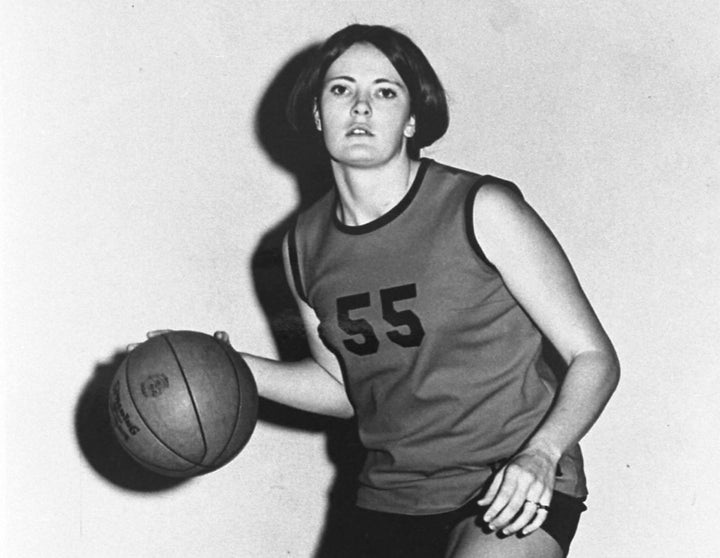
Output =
[{"x1": 109, "y1": 331, "x2": 258, "y2": 478}]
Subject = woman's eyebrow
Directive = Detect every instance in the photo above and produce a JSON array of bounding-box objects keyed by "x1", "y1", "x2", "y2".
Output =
[
  {"x1": 374, "y1": 78, "x2": 406, "y2": 88},
  {"x1": 324, "y1": 75, "x2": 356, "y2": 83},
  {"x1": 324, "y1": 75, "x2": 406, "y2": 88}
]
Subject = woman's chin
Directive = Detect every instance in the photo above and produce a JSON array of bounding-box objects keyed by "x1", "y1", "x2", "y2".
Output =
[{"x1": 329, "y1": 147, "x2": 406, "y2": 168}]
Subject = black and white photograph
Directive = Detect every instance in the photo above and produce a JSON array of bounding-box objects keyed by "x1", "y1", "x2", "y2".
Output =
[{"x1": 1, "y1": 2, "x2": 718, "y2": 556}]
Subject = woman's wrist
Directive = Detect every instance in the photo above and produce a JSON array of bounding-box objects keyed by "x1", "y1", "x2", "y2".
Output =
[{"x1": 520, "y1": 437, "x2": 563, "y2": 464}]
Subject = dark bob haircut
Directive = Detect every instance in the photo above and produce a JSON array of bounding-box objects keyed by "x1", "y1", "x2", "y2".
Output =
[{"x1": 287, "y1": 24, "x2": 449, "y2": 159}]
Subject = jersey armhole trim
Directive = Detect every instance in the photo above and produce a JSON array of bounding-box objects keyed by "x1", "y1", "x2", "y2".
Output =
[
  {"x1": 465, "y1": 179, "x2": 496, "y2": 269},
  {"x1": 287, "y1": 219, "x2": 308, "y2": 304}
]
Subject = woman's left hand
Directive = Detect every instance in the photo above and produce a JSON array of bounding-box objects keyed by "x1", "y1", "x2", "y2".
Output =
[{"x1": 477, "y1": 448, "x2": 558, "y2": 536}]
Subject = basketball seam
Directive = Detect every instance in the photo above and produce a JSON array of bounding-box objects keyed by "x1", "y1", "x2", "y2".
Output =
[
  {"x1": 163, "y1": 334, "x2": 209, "y2": 463},
  {"x1": 127, "y1": 446, "x2": 208, "y2": 475},
  {"x1": 212, "y1": 340, "x2": 246, "y2": 468},
  {"x1": 125, "y1": 340, "x2": 209, "y2": 468}
]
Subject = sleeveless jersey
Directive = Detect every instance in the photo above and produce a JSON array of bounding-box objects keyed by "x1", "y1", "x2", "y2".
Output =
[{"x1": 289, "y1": 158, "x2": 587, "y2": 514}]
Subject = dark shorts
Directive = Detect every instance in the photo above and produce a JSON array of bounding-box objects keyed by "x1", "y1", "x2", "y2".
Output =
[{"x1": 344, "y1": 490, "x2": 586, "y2": 557}]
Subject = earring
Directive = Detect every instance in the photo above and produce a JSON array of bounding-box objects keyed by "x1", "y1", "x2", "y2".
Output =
[
  {"x1": 404, "y1": 116, "x2": 416, "y2": 138},
  {"x1": 313, "y1": 100, "x2": 322, "y2": 131}
]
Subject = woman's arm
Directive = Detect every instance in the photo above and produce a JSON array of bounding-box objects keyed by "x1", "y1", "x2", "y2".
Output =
[
  {"x1": 471, "y1": 183, "x2": 620, "y2": 536},
  {"x1": 236, "y1": 233, "x2": 354, "y2": 419}
]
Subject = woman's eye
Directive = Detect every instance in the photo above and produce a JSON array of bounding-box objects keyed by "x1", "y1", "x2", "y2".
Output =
[
  {"x1": 377, "y1": 88, "x2": 397, "y2": 99},
  {"x1": 329, "y1": 84, "x2": 348, "y2": 95}
]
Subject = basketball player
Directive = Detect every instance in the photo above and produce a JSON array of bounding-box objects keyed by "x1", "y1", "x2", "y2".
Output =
[{"x1": 230, "y1": 24, "x2": 619, "y2": 557}]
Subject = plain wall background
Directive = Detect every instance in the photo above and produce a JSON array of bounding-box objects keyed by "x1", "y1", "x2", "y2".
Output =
[{"x1": 2, "y1": 1, "x2": 718, "y2": 556}]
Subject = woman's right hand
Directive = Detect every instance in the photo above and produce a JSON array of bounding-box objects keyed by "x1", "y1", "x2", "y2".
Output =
[
  {"x1": 125, "y1": 329, "x2": 173, "y2": 352},
  {"x1": 126, "y1": 330, "x2": 232, "y2": 353},
  {"x1": 212, "y1": 330, "x2": 231, "y2": 345}
]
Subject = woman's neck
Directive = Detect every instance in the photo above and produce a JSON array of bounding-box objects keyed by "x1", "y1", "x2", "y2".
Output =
[{"x1": 331, "y1": 156, "x2": 421, "y2": 226}]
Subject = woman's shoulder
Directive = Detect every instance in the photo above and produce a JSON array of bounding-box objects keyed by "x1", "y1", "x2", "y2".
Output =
[
  {"x1": 471, "y1": 178, "x2": 532, "y2": 237},
  {"x1": 473, "y1": 178, "x2": 525, "y2": 207}
]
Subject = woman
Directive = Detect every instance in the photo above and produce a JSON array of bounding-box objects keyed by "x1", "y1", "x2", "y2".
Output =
[{"x1": 234, "y1": 24, "x2": 618, "y2": 557}]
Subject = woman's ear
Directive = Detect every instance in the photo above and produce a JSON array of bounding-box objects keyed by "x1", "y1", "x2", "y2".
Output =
[
  {"x1": 313, "y1": 99, "x2": 322, "y2": 131},
  {"x1": 404, "y1": 115, "x2": 416, "y2": 138}
]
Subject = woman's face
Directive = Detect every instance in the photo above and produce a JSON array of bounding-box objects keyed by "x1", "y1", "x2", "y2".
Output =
[{"x1": 315, "y1": 42, "x2": 416, "y2": 168}]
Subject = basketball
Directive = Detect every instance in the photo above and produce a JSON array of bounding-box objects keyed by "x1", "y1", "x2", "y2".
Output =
[{"x1": 109, "y1": 330, "x2": 258, "y2": 478}]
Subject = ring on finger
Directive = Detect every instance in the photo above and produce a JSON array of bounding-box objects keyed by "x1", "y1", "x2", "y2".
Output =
[{"x1": 524, "y1": 500, "x2": 550, "y2": 512}]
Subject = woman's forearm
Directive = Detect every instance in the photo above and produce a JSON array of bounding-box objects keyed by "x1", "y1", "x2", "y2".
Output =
[
  {"x1": 522, "y1": 348, "x2": 620, "y2": 461},
  {"x1": 240, "y1": 352, "x2": 355, "y2": 419}
]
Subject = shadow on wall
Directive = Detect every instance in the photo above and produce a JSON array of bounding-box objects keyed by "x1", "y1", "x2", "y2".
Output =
[
  {"x1": 72, "y1": 42, "x2": 365, "y2": 553},
  {"x1": 74, "y1": 351, "x2": 187, "y2": 492},
  {"x1": 252, "y1": 44, "x2": 366, "y2": 558}
]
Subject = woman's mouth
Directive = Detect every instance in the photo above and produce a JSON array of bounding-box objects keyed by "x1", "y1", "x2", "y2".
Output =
[{"x1": 347, "y1": 126, "x2": 373, "y2": 137}]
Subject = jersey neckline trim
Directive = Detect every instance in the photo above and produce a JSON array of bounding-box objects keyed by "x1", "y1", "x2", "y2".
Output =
[{"x1": 332, "y1": 158, "x2": 432, "y2": 235}]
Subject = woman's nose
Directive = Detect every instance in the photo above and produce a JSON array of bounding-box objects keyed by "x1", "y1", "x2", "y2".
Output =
[{"x1": 352, "y1": 96, "x2": 371, "y2": 116}]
